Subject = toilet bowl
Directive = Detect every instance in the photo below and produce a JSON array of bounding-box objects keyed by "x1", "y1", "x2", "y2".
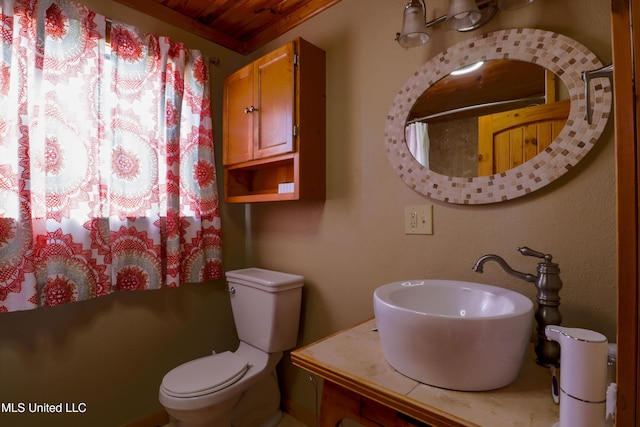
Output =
[
  {"x1": 159, "y1": 342, "x2": 283, "y2": 427},
  {"x1": 158, "y1": 268, "x2": 304, "y2": 427}
]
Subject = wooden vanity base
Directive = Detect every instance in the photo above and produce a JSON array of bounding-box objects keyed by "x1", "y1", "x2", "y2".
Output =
[
  {"x1": 319, "y1": 380, "x2": 429, "y2": 427},
  {"x1": 292, "y1": 318, "x2": 558, "y2": 427}
]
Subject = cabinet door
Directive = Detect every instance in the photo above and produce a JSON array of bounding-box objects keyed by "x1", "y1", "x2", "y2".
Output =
[
  {"x1": 223, "y1": 63, "x2": 254, "y2": 165},
  {"x1": 253, "y1": 42, "x2": 295, "y2": 159}
]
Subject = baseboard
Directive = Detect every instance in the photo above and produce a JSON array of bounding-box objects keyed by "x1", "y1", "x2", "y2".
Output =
[
  {"x1": 283, "y1": 396, "x2": 316, "y2": 427},
  {"x1": 122, "y1": 399, "x2": 311, "y2": 427},
  {"x1": 121, "y1": 408, "x2": 170, "y2": 427}
]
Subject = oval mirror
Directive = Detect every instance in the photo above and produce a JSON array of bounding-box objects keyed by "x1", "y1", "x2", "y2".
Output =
[{"x1": 385, "y1": 28, "x2": 612, "y2": 204}]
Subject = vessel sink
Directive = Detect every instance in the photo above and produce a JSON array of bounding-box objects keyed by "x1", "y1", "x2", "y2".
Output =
[{"x1": 373, "y1": 280, "x2": 534, "y2": 391}]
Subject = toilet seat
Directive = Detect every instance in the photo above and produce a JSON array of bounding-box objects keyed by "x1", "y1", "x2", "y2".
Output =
[{"x1": 161, "y1": 351, "x2": 250, "y2": 398}]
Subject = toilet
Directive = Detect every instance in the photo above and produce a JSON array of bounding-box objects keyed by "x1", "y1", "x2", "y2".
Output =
[{"x1": 159, "y1": 268, "x2": 304, "y2": 427}]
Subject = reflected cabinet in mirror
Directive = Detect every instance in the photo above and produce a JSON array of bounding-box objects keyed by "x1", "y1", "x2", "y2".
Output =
[{"x1": 386, "y1": 28, "x2": 612, "y2": 204}]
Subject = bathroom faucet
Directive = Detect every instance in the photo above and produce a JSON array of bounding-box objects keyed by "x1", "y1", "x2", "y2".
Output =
[{"x1": 472, "y1": 247, "x2": 562, "y2": 367}]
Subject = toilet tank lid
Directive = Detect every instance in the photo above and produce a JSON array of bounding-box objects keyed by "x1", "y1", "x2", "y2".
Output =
[{"x1": 226, "y1": 268, "x2": 304, "y2": 291}]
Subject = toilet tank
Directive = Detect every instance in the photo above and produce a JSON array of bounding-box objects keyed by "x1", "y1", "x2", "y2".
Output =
[{"x1": 226, "y1": 268, "x2": 304, "y2": 353}]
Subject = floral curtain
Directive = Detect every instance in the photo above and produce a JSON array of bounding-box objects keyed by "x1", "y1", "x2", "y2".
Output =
[{"x1": 0, "y1": 0, "x2": 223, "y2": 313}]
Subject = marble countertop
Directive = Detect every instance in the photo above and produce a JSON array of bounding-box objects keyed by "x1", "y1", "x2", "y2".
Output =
[{"x1": 292, "y1": 318, "x2": 560, "y2": 427}]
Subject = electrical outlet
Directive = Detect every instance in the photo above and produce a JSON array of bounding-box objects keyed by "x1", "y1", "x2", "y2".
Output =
[{"x1": 404, "y1": 205, "x2": 433, "y2": 235}]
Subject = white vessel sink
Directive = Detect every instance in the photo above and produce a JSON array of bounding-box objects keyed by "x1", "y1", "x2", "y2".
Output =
[{"x1": 373, "y1": 280, "x2": 534, "y2": 391}]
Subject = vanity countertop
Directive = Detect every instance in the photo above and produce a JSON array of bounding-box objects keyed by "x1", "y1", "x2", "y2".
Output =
[{"x1": 291, "y1": 318, "x2": 560, "y2": 427}]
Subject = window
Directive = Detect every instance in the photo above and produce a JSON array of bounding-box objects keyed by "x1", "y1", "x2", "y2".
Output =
[{"x1": 0, "y1": 0, "x2": 223, "y2": 312}]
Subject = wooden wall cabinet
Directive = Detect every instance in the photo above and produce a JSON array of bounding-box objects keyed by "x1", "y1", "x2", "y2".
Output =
[{"x1": 222, "y1": 38, "x2": 326, "y2": 203}]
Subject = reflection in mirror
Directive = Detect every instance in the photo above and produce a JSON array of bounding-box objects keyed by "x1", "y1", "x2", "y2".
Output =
[
  {"x1": 405, "y1": 60, "x2": 569, "y2": 178},
  {"x1": 385, "y1": 28, "x2": 612, "y2": 205}
]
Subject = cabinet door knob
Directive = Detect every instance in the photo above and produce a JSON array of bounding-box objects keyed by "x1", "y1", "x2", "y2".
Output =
[{"x1": 244, "y1": 106, "x2": 257, "y2": 113}]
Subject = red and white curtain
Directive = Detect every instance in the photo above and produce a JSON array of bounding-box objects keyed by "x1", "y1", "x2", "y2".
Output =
[{"x1": 0, "y1": 0, "x2": 223, "y2": 312}]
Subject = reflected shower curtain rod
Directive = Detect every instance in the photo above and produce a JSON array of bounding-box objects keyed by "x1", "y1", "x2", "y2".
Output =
[{"x1": 406, "y1": 96, "x2": 546, "y2": 124}]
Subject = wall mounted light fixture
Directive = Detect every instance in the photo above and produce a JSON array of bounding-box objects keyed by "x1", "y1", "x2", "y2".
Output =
[{"x1": 395, "y1": 0, "x2": 536, "y2": 47}]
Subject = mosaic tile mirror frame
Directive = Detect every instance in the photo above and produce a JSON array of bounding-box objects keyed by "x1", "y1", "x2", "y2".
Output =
[{"x1": 385, "y1": 28, "x2": 612, "y2": 205}]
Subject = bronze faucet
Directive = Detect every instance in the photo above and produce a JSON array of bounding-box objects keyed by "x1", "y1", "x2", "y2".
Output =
[{"x1": 472, "y1": 247, "x2": 562, "y2": 367}]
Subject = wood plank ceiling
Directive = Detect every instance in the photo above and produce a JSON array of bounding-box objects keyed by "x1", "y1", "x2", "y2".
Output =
[{"x1": 114, "y1": 0, "x2": 342, "y2": 55}]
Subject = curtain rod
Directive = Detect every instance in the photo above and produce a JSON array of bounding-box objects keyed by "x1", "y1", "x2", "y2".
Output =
[
  {"x1": 406, "y1": 96, "x2": 546, "y2": 124},
  {"x1": 104, "y1": 17, "x2": 220, "y2": 66}
]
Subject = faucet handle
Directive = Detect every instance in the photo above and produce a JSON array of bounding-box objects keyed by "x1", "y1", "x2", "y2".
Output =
[{"x1": 518, "y1": 247, "x2": 553, "y2": 263}]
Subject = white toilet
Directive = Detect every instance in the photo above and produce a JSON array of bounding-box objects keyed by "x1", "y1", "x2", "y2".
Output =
[{"x1": 159, "y1": 268, "x2": 304, "y2": 427}]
